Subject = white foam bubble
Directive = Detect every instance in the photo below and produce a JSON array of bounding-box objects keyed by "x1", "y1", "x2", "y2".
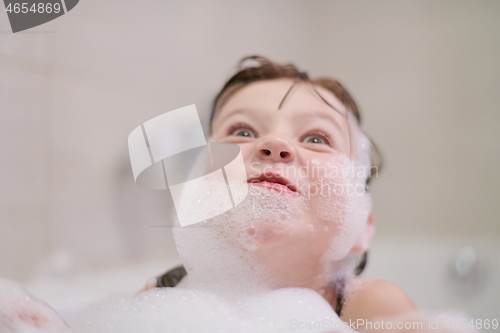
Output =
[
  {"x1": 73, "y1": 287, "x2": 347, "y2": 333},
  {"x1": 314, "y1": 154, "x2": 372, "y2": 262},
  {"x1": 316, "y1": 114, "x2": 373, "y2": 263}
]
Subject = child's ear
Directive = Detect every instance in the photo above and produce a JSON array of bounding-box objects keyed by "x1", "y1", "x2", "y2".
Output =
[{"x1": 351, "y1": 211, "x2": 375, "y2": 253}]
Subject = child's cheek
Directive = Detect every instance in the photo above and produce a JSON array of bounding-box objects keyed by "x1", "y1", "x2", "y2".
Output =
[
  {"x1": 240, "y1": 143, "x2": 258, "y2": 176},
  {"x1": 309, "y1": 155, "x2": 371, "y2": 261}
]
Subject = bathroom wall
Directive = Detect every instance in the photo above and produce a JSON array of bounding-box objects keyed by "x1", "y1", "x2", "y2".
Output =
[{"x1": 1, "y1": 0, "x2": 498, "y2": 317}]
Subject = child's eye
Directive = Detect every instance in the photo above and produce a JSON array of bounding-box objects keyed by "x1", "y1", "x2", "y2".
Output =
[
  {"x1": 304, "y1": 136, "x2": 324, "y2": 144},
  {"x1": 302, "y1": 130, "x2": 331, "y2": 146},
  {"x1": 227, "y1": 124, "x2": 257, "y2": 138},
  {"x1": 234, "y1": 129, "x2": 254, "y2": 137}
]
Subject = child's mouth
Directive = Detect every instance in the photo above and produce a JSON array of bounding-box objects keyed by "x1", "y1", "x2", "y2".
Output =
[
  {"x1": 247, "y1": 174, "x2": 298, "y2": 195},
  {"x1": 250, "y1": 180, "x2": 297, "y2": 195}
]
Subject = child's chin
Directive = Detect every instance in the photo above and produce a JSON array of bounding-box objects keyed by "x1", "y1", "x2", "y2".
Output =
[{"x1": 245, "y1": 219, "x2": 318, "y2": 251}]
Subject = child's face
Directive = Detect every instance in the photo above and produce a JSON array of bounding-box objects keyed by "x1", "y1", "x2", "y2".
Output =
[
  {"x1": 210, "y1": 79, "x2": 369, "y2": 287},
  {"x1": 212, "y1": 79, "x2": 349, "y2": 171},
  {"x1": 212, "y1": 78, "x2": 351, "y2": 194}
]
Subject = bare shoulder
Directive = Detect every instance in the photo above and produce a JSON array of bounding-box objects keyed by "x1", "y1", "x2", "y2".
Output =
[{"x1": 341, "y1": 278, "x2": 416, "y2": 322}]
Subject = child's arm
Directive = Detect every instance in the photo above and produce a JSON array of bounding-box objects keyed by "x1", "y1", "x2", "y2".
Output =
[
  {"x1": 341, "y1": 278, "x2": 416, "y2": 331},
  {"x1": 0, "y1": 278, "x2": 70, "y2": 333}
]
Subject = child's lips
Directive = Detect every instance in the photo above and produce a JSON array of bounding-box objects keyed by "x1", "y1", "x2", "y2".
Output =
[
  {"x1": 247, "y1": 173, "x2": 299, "y2": 195},
  {"x1": 249, "y1": 180, "x2": 298, "y2": 195}
]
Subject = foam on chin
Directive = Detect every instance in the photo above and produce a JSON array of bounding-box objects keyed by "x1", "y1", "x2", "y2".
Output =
[
  {"x1": 173, "y1": 151, "x2": 372, "y2": 295},
  {"x1": 172, "y1": 185, "x2": 310, "y2": 298}
]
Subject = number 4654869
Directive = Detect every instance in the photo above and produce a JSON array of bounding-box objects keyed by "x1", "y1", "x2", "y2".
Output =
[{"x1": 5, "y1": 2, "x2": 62, "y2": 14}]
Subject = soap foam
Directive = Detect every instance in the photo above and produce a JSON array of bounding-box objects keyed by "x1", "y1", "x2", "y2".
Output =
[
  {"x1": 73, "y1": 287, "x2": 347, "y2": 333},
  {"x1": 317, "y1": 114, "x2": 373, "y2": 264},
  {"x1": 172, "y1": 185, "x2": 311, "y2": 298},
  {"x1": 314, "y1": 155, "x2": 372, "y2": 263}
]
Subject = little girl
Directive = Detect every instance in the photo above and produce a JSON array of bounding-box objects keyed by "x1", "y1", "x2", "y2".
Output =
[{"x1": 143, "y1": 55, "x2": 417, "y2": 331}]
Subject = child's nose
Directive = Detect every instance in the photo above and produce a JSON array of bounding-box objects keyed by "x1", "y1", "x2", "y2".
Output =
[{"x1": 255, "y1": 136, "x2": 295, "y2": 163}]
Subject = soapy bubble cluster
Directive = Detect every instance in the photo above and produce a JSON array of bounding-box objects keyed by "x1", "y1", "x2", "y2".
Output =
[
  {"x1": 72, "y1": 287, "x2": 346, "y2": 333},
  {"x1": 314, "y1": 155, "x2": 372, "y2": 262},
  {"x1": 172, "y1": 185, "x2": 310, "y2": 298}
]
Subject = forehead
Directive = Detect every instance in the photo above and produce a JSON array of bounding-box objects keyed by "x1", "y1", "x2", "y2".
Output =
[
  {"x1": 213, "y1": 78, "x2": 347, "y2": 128},
  {"x1": 223, "y1": 79, "x2": 344, "y2": 111}
]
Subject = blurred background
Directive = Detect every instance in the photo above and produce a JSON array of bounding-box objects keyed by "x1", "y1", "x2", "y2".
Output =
[{"x1": 1, "y1": 0, "x2": 499, "y2": 325}]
